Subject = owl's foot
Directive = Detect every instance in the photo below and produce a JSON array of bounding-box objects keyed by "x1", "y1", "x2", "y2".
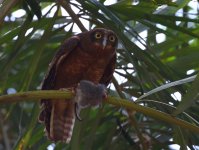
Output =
[
  {"x1": 59, "y1": 87, "x2": 75, "y2": 94},
  {"x1": 102, "y1": 92, "x2": 108, "y2": 100}
]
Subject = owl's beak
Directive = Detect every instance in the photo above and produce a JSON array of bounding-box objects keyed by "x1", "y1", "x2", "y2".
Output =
[{"x1": 102, "y1": 36, "x2": 107, "y2": 49}]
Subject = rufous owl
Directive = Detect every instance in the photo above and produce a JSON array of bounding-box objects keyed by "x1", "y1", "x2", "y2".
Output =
[{"x1": 38, "y1": 28, "x2": 118, "y2": 143}]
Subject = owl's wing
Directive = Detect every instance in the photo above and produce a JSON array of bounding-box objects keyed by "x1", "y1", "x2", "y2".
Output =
[
  {"x1": 42, "y1": 36, "x2": 80, "y2": 90},
  {"x1": 39, "y1": 36, "x2": 80, "y2": 142},
  {"x1": 99, "y1": 53, "x2": 116, "y2": 86}
]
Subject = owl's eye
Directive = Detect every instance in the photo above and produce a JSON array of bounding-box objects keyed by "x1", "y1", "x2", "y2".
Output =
[
  {"x1": 109, "y1": 35, "x2": 116, "y2": 42},
  {"x1": 94, "y1": 32, "x2": 102, "y2": 39}
]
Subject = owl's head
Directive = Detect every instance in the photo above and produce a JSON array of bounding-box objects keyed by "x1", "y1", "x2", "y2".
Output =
[
  {"x1": 90, "y1": 28, "x2": 118, "y2": 49},
  {"x1": 79, "y1": 28, "x2": 118, "y2": 55}
]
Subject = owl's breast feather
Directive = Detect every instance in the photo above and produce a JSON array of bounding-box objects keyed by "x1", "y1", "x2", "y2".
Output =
[{"x1": 54, "y1": 46, "x2": 113, "y2": 88}]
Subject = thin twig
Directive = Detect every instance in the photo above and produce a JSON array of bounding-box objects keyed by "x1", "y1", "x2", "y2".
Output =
[
  {"x1": 57, "y1": 0, "x2": 87, "y2": 32},
  {"x1": 112, "y1": 77, "x2": 153, "y2": 150},
  {"x1": 0, "y1": 114, "x2": 11, "y2": 150}
]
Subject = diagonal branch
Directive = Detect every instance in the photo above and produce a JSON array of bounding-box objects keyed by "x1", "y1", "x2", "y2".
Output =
[
  {"x1": 0, "y1": 117, "x2": 11, "y2": 150},
  {"x1": 57, "y1": 0, "x2": 87, "y2": 32},
  {"x1": 0, "y1": 90, "x2": 199, "y2": 135}
]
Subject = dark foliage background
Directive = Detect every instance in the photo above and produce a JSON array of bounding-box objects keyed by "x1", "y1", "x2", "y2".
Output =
[{"x1": 0, "y1": 0, "x2": 199, "y2": 149}]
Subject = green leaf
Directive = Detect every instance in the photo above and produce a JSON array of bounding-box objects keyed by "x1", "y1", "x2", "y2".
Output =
[
  {"x1": 173, "y1": 73, "x2": 199, "y2": 116},
  {"x1": 137, "y1": 75, "x2": 196, "y2": 100}
]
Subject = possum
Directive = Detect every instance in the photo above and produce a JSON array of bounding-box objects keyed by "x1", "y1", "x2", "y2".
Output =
[{"x1": 74, "y1": 80, "x2": 107, "y2": 121}]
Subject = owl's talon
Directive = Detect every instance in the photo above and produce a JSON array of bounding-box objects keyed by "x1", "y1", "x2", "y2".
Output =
[
  {"x1": 103, "y1": 92, "x2": 108, "y2": 100},
  {"x1": 75, "y1": 103, "x2": 83, "y2": 121},
  {"x1": 59, "y1": 87, "x2": 76, "y2": 94},
  {"x1": 59, "y1": 88, "x2": 68, "y2": 91}
]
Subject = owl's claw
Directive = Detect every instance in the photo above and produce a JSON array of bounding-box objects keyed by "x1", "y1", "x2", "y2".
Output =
[
  {"x1": 75, "y1": 103, "x2": 82, "y2": 121},
  {"x1": 103, "y1": 92, "x2": 108, "y2": 100},
  {"x1": 59, "y1": 87, "x2": 76, "y2": 94}
]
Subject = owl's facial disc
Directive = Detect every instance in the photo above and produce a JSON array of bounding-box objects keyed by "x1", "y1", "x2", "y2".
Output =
[{"x1": 91, "y1": 29, "x2": 117, "y2": 50}]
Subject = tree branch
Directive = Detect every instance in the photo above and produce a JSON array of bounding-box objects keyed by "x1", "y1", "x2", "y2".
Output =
[
  {"x1": 0, "y1": 90, "x2": 199, "y2": 134},
  {"x1": 0, "y1": 90, "x2": 74, "y2": 103},
  {"x1": 57, "y1": 0, "x2": 87, "y2": 32},
  {"x1": 0, "y1": 0, "x2": 20, "y2": 28}
]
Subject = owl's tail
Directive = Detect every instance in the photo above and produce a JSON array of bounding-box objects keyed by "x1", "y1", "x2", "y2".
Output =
[{"x1": 49, "y1": 100, "x2": 75, "y2": 143}]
